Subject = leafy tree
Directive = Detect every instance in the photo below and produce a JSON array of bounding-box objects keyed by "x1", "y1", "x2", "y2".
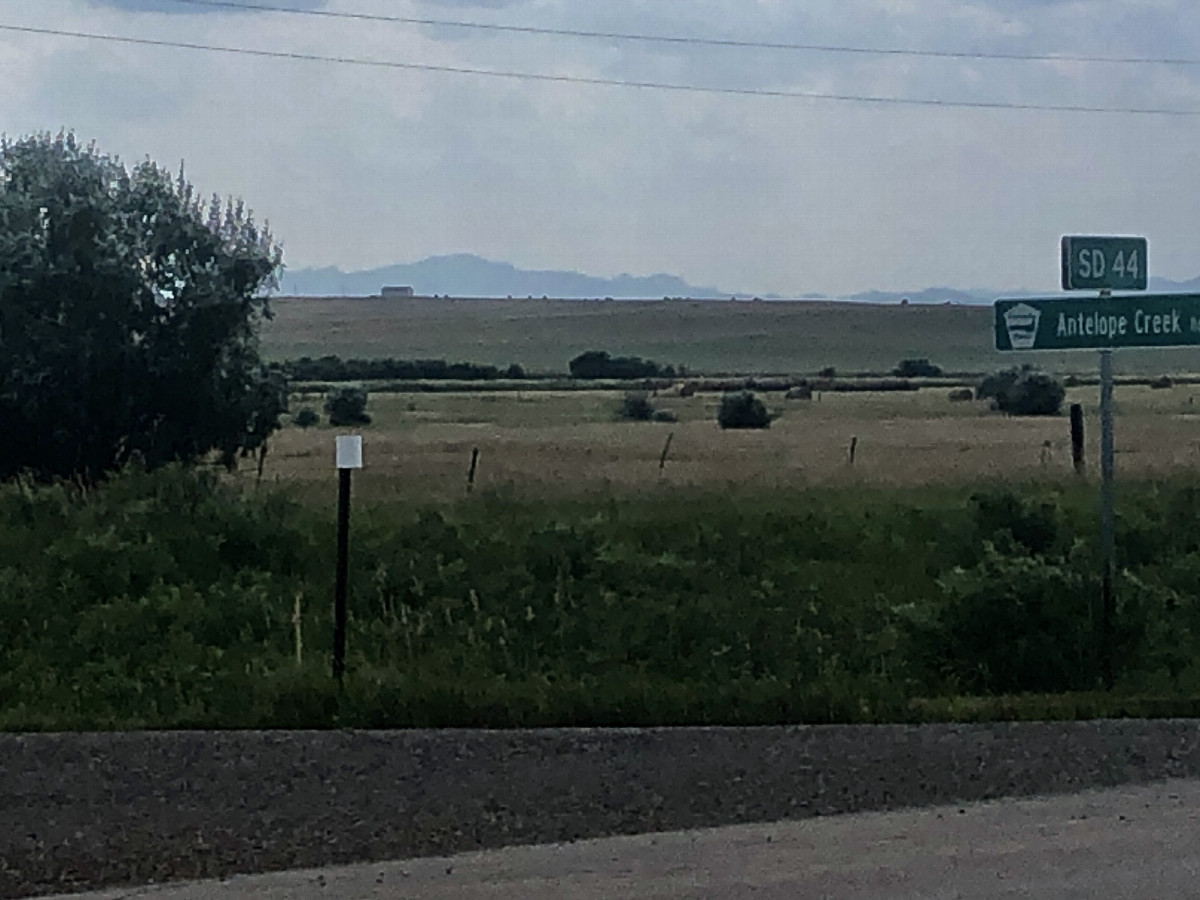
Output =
[
  {"x1": 569, "y1": 350, "x2": 671, "y2": 379},
  {"x1": 0, "y1": 132, "x2": 285, "y2": 482},
  {"x1": 324, "y1": 386, "x2": 371, "y2": 426}
]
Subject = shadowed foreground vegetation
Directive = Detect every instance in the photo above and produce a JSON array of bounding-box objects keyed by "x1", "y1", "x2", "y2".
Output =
[{"x1": 3, "y1": 467, "x2": 1200, "y2": 730}]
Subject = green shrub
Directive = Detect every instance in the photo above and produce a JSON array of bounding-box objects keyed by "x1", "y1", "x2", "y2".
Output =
[
  {"x1": 970, "y1": 490, "x2": 1060, "y2": 557},
  {"x1": 293, "y1": 407, "x2": 320, "y2": 428},
  {"x1": 324, "y1": 387, "x2": 371, "y2": 426},
  {"x1": 978, "y1": 366, "x2": 1024, "y2": 400},
  {"x1": 922, "y1": 548, "x2": 1100, "y2": 694},
  {"x1": 994, "y1": 371, "x2": 1066, "y2": 416},
  {"x1": 617, "y1": 392, "x2": 655, "y2": 421},
  {"x1": 979, "y1": 366, "x2": 1065, "y2": 416},
  {"x1": 717, "y1": 391, "x2": 771, "y2": 429}
]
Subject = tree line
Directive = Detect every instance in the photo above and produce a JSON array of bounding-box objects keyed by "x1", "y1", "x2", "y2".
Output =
[{"x1": 280, "y1": 356, "x2": 524, "y2": 382}]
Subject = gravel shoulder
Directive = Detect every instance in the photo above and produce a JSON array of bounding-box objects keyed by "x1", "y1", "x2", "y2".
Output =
[
  {"x1": 4, "y1": 720, "x2": 1200, "y2": 898},
  {"x1": 32, "y1": 778, "x2": 1200, "y2": 900}
]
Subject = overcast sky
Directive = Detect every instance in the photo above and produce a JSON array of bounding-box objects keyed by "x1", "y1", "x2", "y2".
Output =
[{"x1": 3, "y1": 0, "x2": 1199, "y2": 295}]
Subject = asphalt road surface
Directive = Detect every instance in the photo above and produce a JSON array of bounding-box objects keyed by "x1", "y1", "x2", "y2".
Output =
[{"x1": 40, "y1": 778, "x2": 1200, "y2": 900}]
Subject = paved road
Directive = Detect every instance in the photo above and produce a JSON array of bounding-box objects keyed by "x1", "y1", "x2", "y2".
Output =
[{"x1": 41, "y1": 779, "x2": 1200, "y2": 899}]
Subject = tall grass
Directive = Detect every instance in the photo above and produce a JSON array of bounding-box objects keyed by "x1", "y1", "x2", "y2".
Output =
[{"x1": 2, "y1": 467, "x2": 1200, "y2": 730}]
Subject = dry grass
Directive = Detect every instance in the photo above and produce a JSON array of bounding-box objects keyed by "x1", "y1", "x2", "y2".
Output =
[{"x1": 248, "y1": 384, "x2": 1200, "y2": 504}]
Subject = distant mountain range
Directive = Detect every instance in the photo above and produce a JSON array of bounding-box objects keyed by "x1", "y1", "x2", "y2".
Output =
[
  {"x1": 277, "y1": 254, "x2": 1200, "y2": 304},
  {"x1": 279, "y1": 254, "x2": 730, "y2": 299}
]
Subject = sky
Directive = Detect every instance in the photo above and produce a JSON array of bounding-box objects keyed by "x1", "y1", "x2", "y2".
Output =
[{"x1": 2, "y1": 0, "x2": 1199, "y2": 296}]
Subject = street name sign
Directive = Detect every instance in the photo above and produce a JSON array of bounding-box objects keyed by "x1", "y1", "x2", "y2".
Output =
[
  {"x1": 995, "y1": 294, "x2": 1200, "y2": 351},
  {"x1": 1061, "y1": 235, "x2": 1147, "y2": 291}
]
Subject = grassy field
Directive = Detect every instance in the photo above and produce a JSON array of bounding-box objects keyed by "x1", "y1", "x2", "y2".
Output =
[
  {"x1": 6, "y1": 460, "x2": 1200, "y2": 731},
  {"x1": 261, "y1": 296, "x2": 1200, "y2": 377},
  {"x1": 6, "y1": 380, "x2": 1200, "y2": 731},
  {"x1": 11, "y1": 304, "x2": 1200, "y2": 731},
  {"x1": 267, "y1": 382, "x2": 1200, "y2": 504}
]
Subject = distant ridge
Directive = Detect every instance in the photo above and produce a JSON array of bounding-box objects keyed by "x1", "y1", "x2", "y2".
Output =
[
  {"x1": 277, "y1": 254, "x2": 1200, "y2": 304},
  {"x1": 279, "y1": 254, "x2": 733, "y2": 299},
  {"x1": 1150, "y1": 275, "x2": 1200, "y2": 292}
]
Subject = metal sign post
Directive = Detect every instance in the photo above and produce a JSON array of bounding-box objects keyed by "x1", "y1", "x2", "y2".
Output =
[
  {"x1": 1098, "y1": 345, "x2": 1115, "y2": 690},
  {"x1": 995, "y1": 235, "x2": 1152, "y2": 692},
  {"x1": 333, "y1": 435, "x2": 363, "y2": 684}
]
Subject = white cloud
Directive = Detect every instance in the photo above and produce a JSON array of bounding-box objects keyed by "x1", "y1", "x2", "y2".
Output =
[{"x1": 2, "y1": 0, "x2": 1198, "y2": 294}]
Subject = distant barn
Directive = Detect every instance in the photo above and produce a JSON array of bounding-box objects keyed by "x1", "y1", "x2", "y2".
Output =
[{"x1": 381, "y1": 285, "x2": 415, "y2": 298}]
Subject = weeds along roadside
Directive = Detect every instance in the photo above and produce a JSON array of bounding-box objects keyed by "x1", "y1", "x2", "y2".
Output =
[{"x1": 2, "y1": 465, "x2": 1200, "y2": 730}]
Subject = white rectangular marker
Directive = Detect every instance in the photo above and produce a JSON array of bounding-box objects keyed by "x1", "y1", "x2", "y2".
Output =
[{"x1": 335, "y1": 435, "x2": 363, "y2": 469}]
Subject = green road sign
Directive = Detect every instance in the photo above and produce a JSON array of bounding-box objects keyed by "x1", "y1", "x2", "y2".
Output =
[
  {"x1": 1061, "y1": 235, "x2": 1148, "y2": 291},
  {"x1": 995, "y1": 294, "x2": 1200, "y2": 351}
]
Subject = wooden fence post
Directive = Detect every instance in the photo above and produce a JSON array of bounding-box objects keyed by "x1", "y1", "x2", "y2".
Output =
[
  {"x1": 467, "y1": 447, "x2": 480, "y2": 492},
  {"x1": 659, "y1": 432, "x2": 674, "y2": 474}
]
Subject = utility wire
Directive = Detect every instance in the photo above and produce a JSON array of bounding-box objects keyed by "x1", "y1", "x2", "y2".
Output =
[
  {"x1": 165, "y1": 0, "x2": 1200, "y2": 67},
  {"x1": 4, "y1": 23, "x2": 1199, "y2": 117}
]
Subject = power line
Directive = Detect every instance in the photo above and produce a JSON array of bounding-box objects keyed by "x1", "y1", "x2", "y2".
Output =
[
  {"x1": 4, "y1": 22, "x2": 1199, "y2": 117},
  {"x1": 166, "y1": 0, "x2": 1200, "y2": 68}
]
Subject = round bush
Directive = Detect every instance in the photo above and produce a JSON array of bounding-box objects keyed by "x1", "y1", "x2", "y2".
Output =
[
  {"x1": 717, "y1": 392, "x2": 771, "y2": 429},
  {"x1": 995, "y1": 372, "x2": 1066, "y2": 416},
  {"x1": 617, "y1": 392, "x2": 655, "y2": 421},
  {"x1": 324, "y1": 387, "x2": 371, "y2": 427},
  {"x1": 293, "y1": 408, "x2": 320, "y2": 428}
]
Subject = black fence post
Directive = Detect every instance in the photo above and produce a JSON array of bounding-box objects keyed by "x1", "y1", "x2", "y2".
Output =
[
  {"x1": 333, "y1": 436, "x2": 363, "y2": 684},
  {"x1": 333, "y1": 466, "x2": 351, "y2": 684},
  {"x1": 1070, "y1": 403, "x2": 1085, "y2": 475}
]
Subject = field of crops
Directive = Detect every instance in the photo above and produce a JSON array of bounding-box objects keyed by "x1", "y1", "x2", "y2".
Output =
[{"x1": 260, "y1": 296, "x2": 1200, "y2": 376}]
